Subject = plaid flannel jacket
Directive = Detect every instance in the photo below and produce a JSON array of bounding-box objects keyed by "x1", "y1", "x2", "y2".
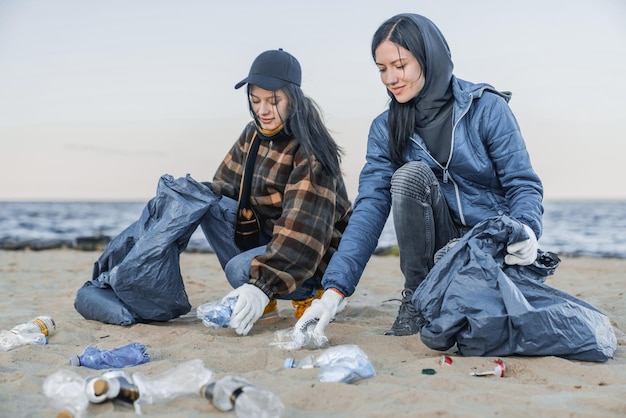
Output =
[{"x1": 211, "y1": 122, "x2": 352, "y2": 298}]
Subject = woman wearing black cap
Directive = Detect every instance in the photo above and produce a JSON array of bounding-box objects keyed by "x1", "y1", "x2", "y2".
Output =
[{"x1": 200, "y1": 49, "x2": 351, "y2": 336}]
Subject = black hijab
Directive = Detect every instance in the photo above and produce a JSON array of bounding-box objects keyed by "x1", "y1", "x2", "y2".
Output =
[{"x1": 376, "y1": 14, "x2": 455, "y2": 165}]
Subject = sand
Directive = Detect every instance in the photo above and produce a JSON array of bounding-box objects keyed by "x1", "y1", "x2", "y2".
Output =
[{"x1": 0, "y1": 249, "x2": 625, "y2": 417}]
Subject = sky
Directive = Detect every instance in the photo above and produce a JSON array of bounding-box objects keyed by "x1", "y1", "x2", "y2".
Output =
[{"x1": 1, "y1": 0, "x2": 625, "y2": 201}]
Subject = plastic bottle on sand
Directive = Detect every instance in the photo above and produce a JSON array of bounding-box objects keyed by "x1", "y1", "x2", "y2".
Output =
[
  {"x1": 132, "y1": 359, "x2": 214, "y2": 411},
  {"x1": 69, "y1": 342, "x2": 150, "y2": 369},
  {"x1": 201, "y1": 374, "x2": 284, "y2": 418},
  {"x1": 84, "y1": 359, "x2": 214, "y2": 414},
  {"x1": 314, "y1": 344, "x2": 377, "y2": 384},
  {"x1": 284, "y1": 344, "x2": 376, "y2": 384},
  {"x1": 0, "y1": 315, "x2": 56, "y2": 352},
  {"x1": 10, "y1": 315, "x2": 56, "y2": 336},
  {"x1": 196, "y1": 297, "x2": 237, "y2": 329},
  {"x1": 43, "y1": 369, "x2": 89, "y2": 418}
]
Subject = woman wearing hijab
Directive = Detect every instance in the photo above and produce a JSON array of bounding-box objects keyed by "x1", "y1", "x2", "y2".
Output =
[
  {"x1": 201, "y1": 48, "x2": 352, "y2": 336},
  {"x1": 294, "y1": 13, "x2": 543, "y2": 337}
]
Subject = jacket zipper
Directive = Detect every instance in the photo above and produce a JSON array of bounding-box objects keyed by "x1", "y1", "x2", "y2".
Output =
[
  {"x1": 410, "y1": 93, "x2": 473, "y2": 226},
  {"x1": 449, "y1": 93, "x2": 473, "y2": 225}
]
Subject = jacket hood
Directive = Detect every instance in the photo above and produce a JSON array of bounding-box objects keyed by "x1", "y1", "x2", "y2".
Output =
[{"x1": 398, "y1": 13, "x2": 454, "y2": 127}]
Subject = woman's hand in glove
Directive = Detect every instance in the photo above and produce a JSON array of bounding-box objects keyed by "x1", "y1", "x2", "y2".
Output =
[
  {"x1": 293, "y1": 289, "x2": 345, "y2": 340},
  {"x1": 223, "y1": 284, "x2": 269, "y2": 336},
  {"x1": 505, "y1": 223, "x2": 538, "y2": 266}
]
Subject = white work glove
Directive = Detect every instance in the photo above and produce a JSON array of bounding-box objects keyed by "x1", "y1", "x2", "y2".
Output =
[
  {"x1": 294, "y1": 289, "x2": 345, "y2": 340},
  {"x1": 223, "y1": 284, "x2": 269, "y2": 336},
  {"x1": 505, "y1": 223, "x2": 538, "y2": 266}
]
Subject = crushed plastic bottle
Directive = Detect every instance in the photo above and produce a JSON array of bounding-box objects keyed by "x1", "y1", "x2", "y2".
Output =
[
  {"x1": 315, "y1": 345, "x2": 376, "y2": 384},
  {"x1": 0, "y1": 315, "x2": 56, "y2": 352},
  {"x1": 0, "y1": 330, "x2": 47, "y2": 352},
  {"x1": 69, "y1": 342, "x2": 150, "y2": 369},
  {"x1": 201, "y1": 374, "x2": 284, "y2": 418},
  {"x1": 196, "y1": 297, "x2": 238, "y2": 329},
  {"x1": 132, "y1": 359, "x2": 214, "y2": 412},
  {"x1": 84, "y1": 359, "x2": 215, "y2": 414},
  {"x1": 270, "y1": 323, "x2": 328, "y2": 350},
  {"x1": 10, "y1": 315, "x2": 56, "y2": 336},
  {"x1": 284, "y1": 344, "x2": 376, "y2": 384},
  {"x1": 43, "y1": 369, "x2": 89, "y2": 418}
]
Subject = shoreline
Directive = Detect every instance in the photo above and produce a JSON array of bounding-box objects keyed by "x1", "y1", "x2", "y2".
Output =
[{"x1": 1, "y1": 250, "x2": 624, "y2": 417}]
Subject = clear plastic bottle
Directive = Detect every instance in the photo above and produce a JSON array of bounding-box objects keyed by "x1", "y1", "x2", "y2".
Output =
[
  {"x1": 43, "y1": 369, "x2": 89, "y2": 418},
  {"x1": 314, "y1": 344, "x2": 376, "y2": 384},
  {"x1": 132, "y1": 359, "x2": 214, "y2": 412},
  {"x1": 69, "y1": 342, "x2": 150, "y2": 369},
  {"x1": 196, "y1": 297, "x2": 237, "y2": 329},
  {"x1": 0, "y1": 315, "x2": 55, "y2": 351},
  {"x1": 270, "y1": 323, "x2": 328, "y2": 350},
  {"x1": 200, "y1": 375, "x2": 284, "y2": 418},
  {"x1": 84, "y1": 359, "x2": 215, "y2": 414},
  {"x1": 10, "y1": 315, "x2": 56, "y2": 336}
]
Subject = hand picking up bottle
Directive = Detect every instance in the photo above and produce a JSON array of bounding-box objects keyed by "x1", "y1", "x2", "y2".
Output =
[
  {"x1": 69, "y1": 342, "x2": 150, "y2": 369},
  {"x1": 200, "y1": 374, "x2": 284, "y2": 418},
  {"x1": 270, "y1": 323, "x2": 329, "y2": 350},
  {"x1": 290, "y1": 288, "x2": 346, "y2": 347},
  {"x1": 284, "y1": 344, "x2": 376, "y2": 384}
]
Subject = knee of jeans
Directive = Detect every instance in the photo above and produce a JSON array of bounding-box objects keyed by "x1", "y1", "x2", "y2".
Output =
[
  {"x1": 224, "y1": 256, "x2": 250, "y2": 288},
  {"x1": 391, "y1": 161, "x2": 436, "y2": 201}
]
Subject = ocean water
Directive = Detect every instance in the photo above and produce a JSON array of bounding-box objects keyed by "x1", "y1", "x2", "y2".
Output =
[{"x1": 0, "y1": 200, "x2": 625, "y2": 258}]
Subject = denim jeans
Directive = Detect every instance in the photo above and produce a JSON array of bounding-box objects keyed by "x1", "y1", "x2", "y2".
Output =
[
  {"x1": 391, "y1": 161, "x2": 465, "y2": 291},
  {"x1": 199, "y1": 195, "x2": 319, "y2": 300}
]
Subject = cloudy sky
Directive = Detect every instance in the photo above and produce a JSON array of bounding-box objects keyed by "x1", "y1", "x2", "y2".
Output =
[{"x1": 1, "y1": 0, "x2": 624, "y2": 201}]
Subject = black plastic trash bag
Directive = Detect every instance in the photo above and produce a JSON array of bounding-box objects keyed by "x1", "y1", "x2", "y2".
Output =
[
  {"x1": 413, "y1": 215, "x2": 617, "y2": 362},
  {"x1": 75, "y1": 174, "x2": 217, "y2": 325}
]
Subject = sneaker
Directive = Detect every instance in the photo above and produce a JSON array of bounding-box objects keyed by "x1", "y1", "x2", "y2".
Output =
[
  {"x1": 384, "y1": 289, "x2": 420, "y2": 336},
  {"x1": 257, "y1": 299, "x2": 280, "y2": 324},
  {"x1": 292, "y1": 289, "x2": 324, "y2": 319}
]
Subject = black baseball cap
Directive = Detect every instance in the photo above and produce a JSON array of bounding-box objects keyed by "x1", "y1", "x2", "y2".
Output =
[{"x1": 234, "y1": 48, "x2": 301, "y2": 90}]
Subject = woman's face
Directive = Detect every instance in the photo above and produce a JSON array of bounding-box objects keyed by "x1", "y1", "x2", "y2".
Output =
[
  {"x1": 375, "y1": 40, "x2": 425, "y2": 103},
  {"x1": 249, "y1": 86, "x2": 289, "y2": 131}
]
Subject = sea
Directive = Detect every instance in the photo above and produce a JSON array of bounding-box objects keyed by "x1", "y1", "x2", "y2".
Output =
[{"x1": 1, "y1": 200, "x2": 625, "y2": 259}]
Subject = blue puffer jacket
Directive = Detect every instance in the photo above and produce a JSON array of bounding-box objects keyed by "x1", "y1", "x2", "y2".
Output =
[{"x1": 323, "y1": 76, "x2": 544, "y2": 297}]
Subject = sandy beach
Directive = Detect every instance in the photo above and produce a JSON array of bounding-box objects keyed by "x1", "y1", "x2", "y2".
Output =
[{"x1": 0, "y1": 249, "x2": 624, "y2": 417}]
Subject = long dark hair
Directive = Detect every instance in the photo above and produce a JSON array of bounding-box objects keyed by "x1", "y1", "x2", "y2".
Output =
[
  {"x1": 371, "y1": 15, "x2": 427, "y2": 167},
  {"x1": 247, "y1": 84, "x2": 343, "y2": 179}
]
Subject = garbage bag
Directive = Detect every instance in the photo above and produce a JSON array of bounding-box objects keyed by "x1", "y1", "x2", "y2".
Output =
[
  {"x1": 75, "y1": 174, "x2": 217, "y2": 325},
  {"x1": 413, "y1": 215, "x2": 617, "y2": 362}
]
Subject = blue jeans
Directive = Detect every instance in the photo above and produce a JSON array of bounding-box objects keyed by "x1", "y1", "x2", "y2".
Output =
[
  {"x1": 391, "y1": 161, "x2": 466, "y2": 291},
  {"x1": 199, "y1": 195, "x2": 319, "y2": 300}
]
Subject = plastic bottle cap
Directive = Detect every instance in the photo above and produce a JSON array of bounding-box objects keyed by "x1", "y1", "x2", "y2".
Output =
[
  {"x1": 68, "y1": 356, "x2": 80, "y2": 367},
  {"x1": 93, "y1": 379, "x2": 109, "y2": 396},
  {"x1": 283, "y1": 358, "x2": 295, "y2": 369}
]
